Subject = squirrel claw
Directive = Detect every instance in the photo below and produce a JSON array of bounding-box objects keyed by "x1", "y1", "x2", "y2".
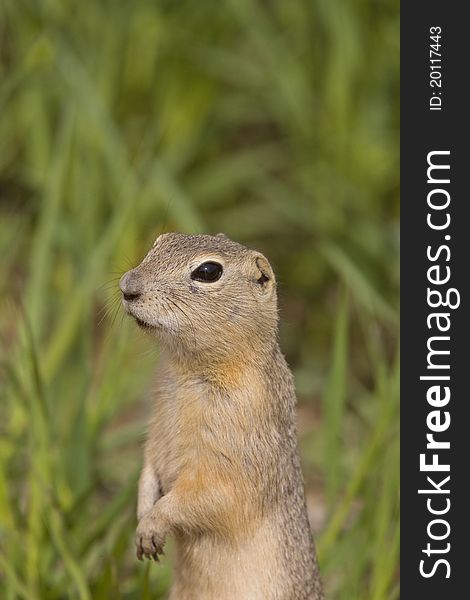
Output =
[
  {"x1": 135, "y1": 523, "x2": 165, "y2": 563},
  {"x1": 136, "y1": 538, "x2": 144, "y2": 561}
]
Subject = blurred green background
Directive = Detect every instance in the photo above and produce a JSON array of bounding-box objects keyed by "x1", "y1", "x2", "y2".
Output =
[{"x1": 0, "y1": 0, "x2": 399, "y2": 598}]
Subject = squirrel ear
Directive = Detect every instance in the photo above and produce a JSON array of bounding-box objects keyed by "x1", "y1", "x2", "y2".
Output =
[{"x1": 254, "y1": 255, "x2": 275, "y2": 294}]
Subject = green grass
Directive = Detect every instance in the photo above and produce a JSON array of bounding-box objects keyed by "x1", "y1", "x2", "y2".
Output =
[{"x1": 0, "y1": 0, "x2": 399, "y2": 598}]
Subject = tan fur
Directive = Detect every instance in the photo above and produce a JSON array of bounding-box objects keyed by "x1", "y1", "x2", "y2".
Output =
[{"x1": 120, "y1": 233, "x2": 323, "y2": 599}]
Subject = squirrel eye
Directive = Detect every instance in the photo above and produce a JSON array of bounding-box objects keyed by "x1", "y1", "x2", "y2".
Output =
[{"x1": 191, "y1": 261, "x2": 223, "y2": 283}]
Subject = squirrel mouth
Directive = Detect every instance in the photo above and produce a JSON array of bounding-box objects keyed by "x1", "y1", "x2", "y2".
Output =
[
  {"x1": 121, "y1": 299, "x2": 155, "y2": 330},
  {"x1": 121, "y1": 298, "x2": 160, "y2": 331},
  {"x1": 133, "y1": 316, "x2": 155, "y2": 330}
]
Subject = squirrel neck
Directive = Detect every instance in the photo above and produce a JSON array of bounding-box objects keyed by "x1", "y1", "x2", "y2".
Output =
[{"x1": 162, "y1": 332, "x2": 279, "y2": 391}]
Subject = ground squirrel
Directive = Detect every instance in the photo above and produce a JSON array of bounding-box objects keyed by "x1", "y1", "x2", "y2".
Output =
[{"x1": 120, "y1": 232, "x2": 323, "y2": 600}]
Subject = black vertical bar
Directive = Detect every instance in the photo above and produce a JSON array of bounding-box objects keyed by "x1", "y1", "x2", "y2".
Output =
[{"x1": 401, "y1": 4, "x2": 468, "y2": 598}]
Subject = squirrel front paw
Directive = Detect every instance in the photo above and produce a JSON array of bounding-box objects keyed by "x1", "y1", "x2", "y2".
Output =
[{"x1": 135, "y1": 513, "x2": 167, "y2": 561}]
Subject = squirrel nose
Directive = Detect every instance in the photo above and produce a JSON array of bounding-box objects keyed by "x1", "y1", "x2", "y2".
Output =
[{"x1": 119, "y1": 270, "x2": 144, "y2": 301}]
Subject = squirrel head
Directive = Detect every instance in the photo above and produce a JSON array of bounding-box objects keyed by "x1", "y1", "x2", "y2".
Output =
[{"x1": 119, "y1": 233, "x2": 278, "y2": 364}]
